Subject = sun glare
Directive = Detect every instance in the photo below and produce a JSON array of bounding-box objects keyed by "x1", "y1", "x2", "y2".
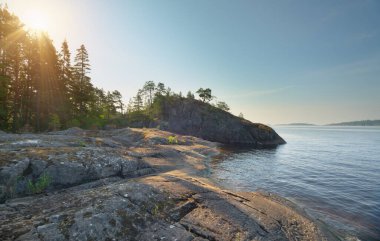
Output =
[{"x1": 22, "y1": 10, "x2": 48, "y2": 32}]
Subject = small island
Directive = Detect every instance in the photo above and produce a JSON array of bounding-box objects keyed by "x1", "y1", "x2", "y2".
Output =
[
  {"x1": 327, "y1": 120, "x2": 380, "y2": 126},
  {"x1": 278, "y1": 123, "x2": 316, "y2": 126}
]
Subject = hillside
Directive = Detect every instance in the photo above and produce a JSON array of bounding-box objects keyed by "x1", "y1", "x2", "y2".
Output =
[
  {"x1": 327, "y1": 120, "x2": 380, "y2": 126},
  {"x1": 137, "y1": 96, "x2": 286, "y2": 147}
]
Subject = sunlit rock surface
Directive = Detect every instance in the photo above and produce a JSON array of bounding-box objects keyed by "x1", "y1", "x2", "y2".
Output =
[{"x1": 0, "y1": 128, "x2": 332, "y2": 241}]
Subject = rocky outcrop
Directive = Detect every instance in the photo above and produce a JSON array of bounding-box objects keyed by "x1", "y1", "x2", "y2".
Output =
[
  {"x1": 0, "y1": 128, "x2": 332, "y2": 241},
  {"x1": 0, "y1": 129, "x2": 155, "y2": 202},
  {"x1": 152, "y1": 97, "x2": 285, "y2": 146}
]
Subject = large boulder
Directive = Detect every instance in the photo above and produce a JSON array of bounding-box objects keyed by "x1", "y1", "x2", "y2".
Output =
[{"x1": 152, "y1": 97, "x2": 285, "y2": 146}]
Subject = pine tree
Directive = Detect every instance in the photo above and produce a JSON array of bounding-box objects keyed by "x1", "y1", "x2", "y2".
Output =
[
  {"x1": 58, "y1": 41, "x2": 72, "y2": 98},
  {"x1": 20, "y1": 34, "x2": 40, "y2": 130},
  {"x1": 72, "y1": 44, "x2": 94, "y2": 117},
  {"x1": 133, "y1": 89, "x2": 144, "y2": 111},
  {"x1": 155, "y1": 82, "x2": 166, "y2": 97},
  {"x1": 186, "y1": 91, "x2": 194, "y2": 99},
  {"x1": 0, "y1": 8, "x2": 124, "y2": 132},
  {"x1": 196, "y1": 88, "x2": 213, "y2": 102},
  {"x1": 58, "y1": 40, "x2": 74, "y2": 125},
  {"x1": 112, "y1": 90, "x2": 124, "y2": 114},
  {"x1": 35, "y1": 33, "x2": 62, "y2": 131},
  {"x1": 0, "y1": 6, "x2": 28, "y2": 131},
  {"x1": 143, "y1": 81, "x2": 155, "y2": 107}
]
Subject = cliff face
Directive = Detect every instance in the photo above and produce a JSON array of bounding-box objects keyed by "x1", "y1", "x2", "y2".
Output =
[{"x1": 154, "y1": 97, "x2": 286, "y2": 146}]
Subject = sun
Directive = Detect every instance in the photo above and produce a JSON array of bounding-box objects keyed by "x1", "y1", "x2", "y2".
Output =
[{"x1": 22, "y1": 10, "x2": 48, "y2": 32}]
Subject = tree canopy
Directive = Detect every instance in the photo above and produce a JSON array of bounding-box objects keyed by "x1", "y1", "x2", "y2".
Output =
[
  {"x1": 0, "y1": 6, "x2": 125, "y2": 132},
  {"x1": 196, "y1": 88, "x2": 213, "y2": 102}
]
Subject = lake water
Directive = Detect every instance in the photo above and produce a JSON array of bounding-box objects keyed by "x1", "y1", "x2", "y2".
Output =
[{"x1": 209, "y1": 126, "x2": 380, "y2": 240}]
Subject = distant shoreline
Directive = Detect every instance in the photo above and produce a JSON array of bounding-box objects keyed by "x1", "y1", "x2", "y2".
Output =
[{"x1": 276, "y1": 120, "x2": 380, "y2": 127}]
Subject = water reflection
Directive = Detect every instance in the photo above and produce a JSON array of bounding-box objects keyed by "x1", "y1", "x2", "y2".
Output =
[{"x1": 210, "y1": 126, "x2": 380, "y2": 240}]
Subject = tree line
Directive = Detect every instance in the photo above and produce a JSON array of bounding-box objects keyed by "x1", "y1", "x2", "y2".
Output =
[
  {"x1": 0, "y1": 6, "x2": 124, "y2": 132},
  {"x1": 125, "y1": 80, "x2": 231, "y2": 124},
  {"x1": 0, "y1": 6, "x2": 235, "y2": 133}
]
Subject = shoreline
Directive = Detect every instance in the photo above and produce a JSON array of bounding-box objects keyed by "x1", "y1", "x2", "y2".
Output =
[
  {"x1": 208, "y1": 135, "x2": 377, "y2": 240},
  {"x1": 0, "y1": 128, "x2": 334, "y2": 240}
]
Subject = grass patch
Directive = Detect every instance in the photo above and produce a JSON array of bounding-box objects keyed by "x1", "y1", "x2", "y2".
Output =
[{"x1": 27, "y1": 172, "x2": 51, "y2": 194}]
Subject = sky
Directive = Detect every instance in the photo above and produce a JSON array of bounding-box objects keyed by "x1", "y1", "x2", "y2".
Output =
[{"x1": 2, "y1": 0, "x2": 380, "y2": 125}]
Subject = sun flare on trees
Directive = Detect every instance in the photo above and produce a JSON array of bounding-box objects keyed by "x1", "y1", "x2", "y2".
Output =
[{"x1": 22, "y1": 10, "x2": 49, "y2": 32}]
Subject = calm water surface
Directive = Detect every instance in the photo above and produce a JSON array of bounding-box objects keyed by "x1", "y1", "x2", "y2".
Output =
[{"x1": 210, "y1": 126, "x2": 380, "y2": 240}]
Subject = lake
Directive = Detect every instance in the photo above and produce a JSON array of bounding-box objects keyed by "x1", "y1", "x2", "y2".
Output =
[{"x1": 210, "y1": 126, "x2": 380, "y2": 240}]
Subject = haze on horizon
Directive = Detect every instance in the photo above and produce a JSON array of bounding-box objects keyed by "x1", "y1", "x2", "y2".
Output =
[{"x1": 2, "y1": 0, "x2": 380, "y2": 125}]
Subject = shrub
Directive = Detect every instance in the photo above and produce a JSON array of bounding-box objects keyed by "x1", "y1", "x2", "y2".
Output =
[
  {"x1": 27, "y1": 173, "x2": 51, "y2": 194},
  {"x1": 167, "y1": 135, "x2": 178, "y2": 144}
]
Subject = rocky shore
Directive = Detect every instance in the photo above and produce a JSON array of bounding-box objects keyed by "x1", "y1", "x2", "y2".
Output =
[
  {"x1": 130, "y1": 97, "x2": 286, "y2": 147},
  {"x1": 1, "y1": 128, "x2": 332, "y2": 240}
]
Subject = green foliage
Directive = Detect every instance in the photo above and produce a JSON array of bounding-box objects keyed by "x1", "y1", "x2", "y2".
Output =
[
  {"x1": 48, "y1": 114, "x2": 61, "y2": 131},
  {"x1": 27, "y1": 173, "x2": 51, "y2": 194},
  {"x1": 77, "y1": 140, "x2": 87, "y2": 147},
  {"x1": 186, "y1": 91, "x2": 195, "y2": 99},
  {"x1": 196, "y1": 88, "x2": 213, "y2": 102},
  {"x1": 143, "y1": 81, "x2": 156, "y2": 107},
  {"x1": 167, "y1": 135, "x2": 178, "y2": 144},
  {"x1": 0, "y1": 75, "x2": 10, "y2": 130},
  {"x1": 152, "y1": 204, "x2": 159, "y2": 216},
  {"x1": 125, "y1": 82, "x2": 236, "y2": 128},
  {"x1": 216, "y1": 101, "x2": 230, "y2": 112},
  {"x1": 1, "y1": 3, "x2": 239, "y2": 136},
  {"x1": 0, "y1": 7, "x2": 126, "y2": 133},
  {"x1": 126, "y1": 111, "x2": 152, "y2": 127},
  {"x1": 67, "y1": 119, "x2": 81, "y2": 128},
  {"x1": 80, "y1": 115, "x2": 106, "y2": 130},
  {"x1": 155, "y1": 82, "x2": 166, "y2": 96}
]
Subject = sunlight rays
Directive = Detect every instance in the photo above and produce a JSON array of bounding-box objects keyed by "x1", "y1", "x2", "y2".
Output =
[{"x1": 22, "y1": 9, "x2": 49, "y2": 32}]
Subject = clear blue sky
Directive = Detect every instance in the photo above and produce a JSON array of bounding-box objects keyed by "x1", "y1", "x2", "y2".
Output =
[{"x1": 3, "y1": 0, "x2": 380, "y2": 124}]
